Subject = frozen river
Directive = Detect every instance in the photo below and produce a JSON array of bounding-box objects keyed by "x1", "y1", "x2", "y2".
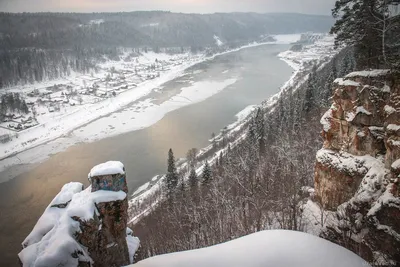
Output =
[{"x1": 0, "y1": 44, "x2": 293, "y2": 266}]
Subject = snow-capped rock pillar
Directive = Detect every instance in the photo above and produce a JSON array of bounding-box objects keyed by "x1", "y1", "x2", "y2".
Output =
[
  {"x1": 89, "y1": 161, "x2": 128, "y2": 193},
  {"x1": 81, "y1": 161, "x2": 130, "y2": 267},
  {"x1": 19, "y1": 161, "x2": 139, "y2": 267}
]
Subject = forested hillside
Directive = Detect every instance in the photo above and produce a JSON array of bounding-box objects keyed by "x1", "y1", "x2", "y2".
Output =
[
  {"x1": 0, "y1": 12, "x2": 333, "y2": 49},
  {"x1": 0, "y1": 12, "x2": 334, "y2": 88},
  {"x1": 132, "y1": 47, "x2": 356, "y2": 258}
]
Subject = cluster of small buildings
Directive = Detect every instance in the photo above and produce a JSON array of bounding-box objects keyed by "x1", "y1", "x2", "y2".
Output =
[
  {"x1": 2, "y1": 114, "x2": 38, "y2": 131},
  {"x1": 0, "y1": 51, "x2": 191, "y2": 135}
]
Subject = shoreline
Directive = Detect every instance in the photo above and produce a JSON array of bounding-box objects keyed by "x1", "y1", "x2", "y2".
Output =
[
  {"x1": 127, "y1": 34, "x2": 338, "y2": 224},
  {"x1": 0, "y1": 35, "x2": 302, "y2": 179}
]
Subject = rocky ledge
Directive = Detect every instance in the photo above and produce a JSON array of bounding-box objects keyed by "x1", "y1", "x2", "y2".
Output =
[
  {"x1": 314, "y1": 70, "x2": 400, "y2": 265},
  {"x1": 18, "y1": 161, "x2": 140, "y2": 267}
]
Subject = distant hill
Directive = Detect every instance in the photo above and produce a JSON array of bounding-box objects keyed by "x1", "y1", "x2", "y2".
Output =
[
  {"x1": 0, "y1": 12, "x2": 334, "y2": 88},
  {"x1": 0, "y1": 12, "x2": 334, "y2": 49}
]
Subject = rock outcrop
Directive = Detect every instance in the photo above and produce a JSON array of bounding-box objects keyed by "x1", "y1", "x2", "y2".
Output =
[
  {"x1": 315, "y1": 70, "x2": 400, "y2": 265},
  {"x1": 18, "y1": 161, "x2": 139, "y2": 267}
]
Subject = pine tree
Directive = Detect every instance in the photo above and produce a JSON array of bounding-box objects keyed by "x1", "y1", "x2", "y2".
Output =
[
  {"x1": 248, "y1": 116, "x2": 257, "y2": 145},
  {"x1": 221, "y1": 127, "x2": 228, "y2": 146},
  {"x1": 179, "y1": 173, "x2": 185, "y2": 192},
  {"x1": 188, "y1": 168, "x2": 197, "y2": 188},
  {"x1": 166, "y1": 148, "x2": 178, "y2": 195},
  {"x1": 323, "y1": 57, "x2": 338, "y2": 107},
  {"x1": 219, "y1": 152, "x2": 224, "y2": 166},
  {"x1": 202, "y1": 161, "x2": 212, "y2": 184},
  {"x1": 186, "y1": 148, "x2": 198, "y2": 169},
  {"x1": 303, "y1": 65, "x2": 317, "y2": 114},
  {"x1": 254, "y1": 108, "x2": 266, "y2": 156},
  {"x1": 211, "y1": 132, "x2": 217, "y2": 150},
  {"x1": 21, "y1": 100, "x2": 29, "y2": 114},
  {"x1": 330, "y1": 0, "x2": 400, "y2": 69}
]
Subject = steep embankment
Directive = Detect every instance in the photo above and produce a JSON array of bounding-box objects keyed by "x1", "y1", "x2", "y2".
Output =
[{"x1": 314, "y1": 70, "x2": 400, "y2": 265}]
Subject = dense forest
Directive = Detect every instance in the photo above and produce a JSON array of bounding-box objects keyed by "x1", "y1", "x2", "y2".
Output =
[
  {"x1": 0, "y1": 12, "x2": 334, "y2": 49},
  {"x1": 0, "y1": 92, "x2": 29, "y2": 115},
  {"x1": 132, "y1": 47, "x2": 356, "y2": 258},
  {"x1": 331, "y1": 0, "x2": 400, "y2": 69},
  {"x1": 0, "y1": 12, "x2": 334, "y2": 88}
]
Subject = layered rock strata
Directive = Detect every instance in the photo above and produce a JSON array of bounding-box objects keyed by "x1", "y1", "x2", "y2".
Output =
[{"x1": 315, "y1": 70, "x2": 400, "y2": 264}]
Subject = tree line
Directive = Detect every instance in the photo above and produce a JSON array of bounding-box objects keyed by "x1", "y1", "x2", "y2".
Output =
[
  {"x1": 0, "y1": 12, "x2": 334, "y2": 50},
  {"x1": 0, "y1": 48, "x2": 98, "y2": 88},
  {"x1": 0, "y1": 92, "x2": 29, "y2": 118}
]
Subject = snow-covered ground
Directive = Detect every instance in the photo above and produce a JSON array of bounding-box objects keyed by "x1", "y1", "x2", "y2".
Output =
[
  {"x1": 277, "y1": 34, "x2": 336, "y2": 94},
  {"x1": 131, "y1": 230, "x2": 369, "y2": 267},
  {"x1": 0, "y1": 51, "x2": 204, "y2": 161},
  {"x1": 73, "y1": 78, "x2": 238, "y2": 142},
  {"x1": 0, "y1": 34, "x2": 303, "y2": 178}
]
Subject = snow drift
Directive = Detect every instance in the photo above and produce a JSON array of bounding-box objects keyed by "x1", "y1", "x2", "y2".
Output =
[{"x1": 132, "y1": 230, "x2": 369, "y2": 267}]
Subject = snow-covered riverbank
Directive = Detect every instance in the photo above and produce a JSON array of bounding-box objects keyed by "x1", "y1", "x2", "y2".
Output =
[
  {"x1": 127, "y1": 34, "x2": 337, "y2": 224},
  {"x1": 0, "y1": 34, "x2": 303, "y2": 179}
]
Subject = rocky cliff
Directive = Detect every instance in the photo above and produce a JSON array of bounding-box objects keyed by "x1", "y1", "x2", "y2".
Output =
[
  {"x1": 314, "y1": 70, "x2": 400, "y2": 265},
  {"x1": 18, "y1": 161, "x2": 139, "y2": 267}
]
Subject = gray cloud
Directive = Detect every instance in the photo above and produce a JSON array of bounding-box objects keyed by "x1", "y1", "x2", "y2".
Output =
[{"x1": 0, "y1": 0, "x2": 336, "y2": 15}]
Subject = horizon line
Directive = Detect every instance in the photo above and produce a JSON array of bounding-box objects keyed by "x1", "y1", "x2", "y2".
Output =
[{"x1": 0, "y1": 10, "x2": 332, "y2": 17}]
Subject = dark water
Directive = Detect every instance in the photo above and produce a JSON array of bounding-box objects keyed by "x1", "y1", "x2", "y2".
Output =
[{"x1": 0, "y1": 44, "x2": 293, "y2": 266}]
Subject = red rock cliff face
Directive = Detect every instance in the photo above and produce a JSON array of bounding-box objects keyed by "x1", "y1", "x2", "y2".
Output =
[{"x1": 315, "y1": 70, "x2": 400, "y2": 264}]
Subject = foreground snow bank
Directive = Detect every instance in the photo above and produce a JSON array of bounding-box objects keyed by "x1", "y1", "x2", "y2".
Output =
[{"x1": 132, "y1": 230, "x2": 369, "y2": 267}]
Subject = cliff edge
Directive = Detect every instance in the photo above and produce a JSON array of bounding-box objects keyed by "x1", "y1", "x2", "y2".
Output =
[{"x1": 314, "y1": 70, "x2": 400, "y2": 265}]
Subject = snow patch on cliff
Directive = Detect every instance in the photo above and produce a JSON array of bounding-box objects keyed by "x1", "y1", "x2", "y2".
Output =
[
  {"x1": 127, "y1": 228, "x2": 140, "y2": 264},
  {"x1": 320, "y1": 109, "x2": 333, "y2": 132},
  {"x1": 384, "y1": 105, "x2": 396, "y2": 115},
  {"x1": 356, "y1": 106, "x2": 372, "y2": 115},
  {"x1": 89, "y1": 161, "x2": 125, "y2": 178},
  {"x1": 387, "y1": 124, "x2": 400, "y2": 132},
  {"x1": 345, "y1": 69, "x2": 391, "y2": 78},
  {"x1": 334, "y1": 78, "x2": 360, "y2": 87},
  {"x1": 67, "y1": 188, "x2": 127, "y2": 220}
]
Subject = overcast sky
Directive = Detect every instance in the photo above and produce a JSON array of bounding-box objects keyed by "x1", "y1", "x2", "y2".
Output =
[{"x1": 0, "y1": 0, "x2": 336, "y2": 15}]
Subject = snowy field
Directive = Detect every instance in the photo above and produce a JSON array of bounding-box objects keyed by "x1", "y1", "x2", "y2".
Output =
[{"x1": 0, "y1": 34, "x2": 304, "y2": 178}]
